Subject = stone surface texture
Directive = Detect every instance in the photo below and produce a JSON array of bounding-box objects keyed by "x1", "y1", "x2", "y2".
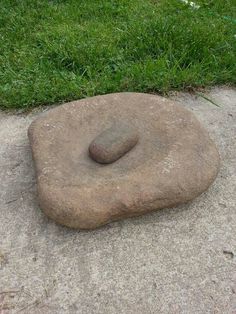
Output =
[
  {"x1": 28, "y1": 93, "x2": 220, "y2": 229},
  {"x1": 0, "y1": 87, "x2": 235, "y2": 313}
]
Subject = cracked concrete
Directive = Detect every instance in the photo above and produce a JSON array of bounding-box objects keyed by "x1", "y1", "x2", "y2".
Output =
[{"x1": 0, "y1": 87, "x2": 235, "y2": 313}]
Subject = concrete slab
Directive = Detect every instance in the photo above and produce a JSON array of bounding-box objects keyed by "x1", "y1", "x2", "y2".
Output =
[{"x1": 0, "y1": 87, "x2": 235, "y2": 313}]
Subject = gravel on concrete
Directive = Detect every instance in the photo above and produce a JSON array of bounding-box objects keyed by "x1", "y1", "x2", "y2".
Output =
[{"x1": 0, "y1": 87, "x2": 235, "y2": 314}]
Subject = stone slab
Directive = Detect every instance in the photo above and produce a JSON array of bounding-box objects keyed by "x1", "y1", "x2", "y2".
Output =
[{"x1": 28, "y1": 93, "x2": 219, "y2": 229}]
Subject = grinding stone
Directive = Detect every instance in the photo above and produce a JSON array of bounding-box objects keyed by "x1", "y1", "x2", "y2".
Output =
[
  {"x1": 89, "y1": 124, "x2": 139, "y2": 164},
  {"x1": 28, "y1": 93, "x2": 220, "y2": 229}
]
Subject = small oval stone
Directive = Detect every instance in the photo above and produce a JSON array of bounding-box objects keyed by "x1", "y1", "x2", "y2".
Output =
[{"x1": 89, "y1": 124, "x2": 139, "y2": 164}]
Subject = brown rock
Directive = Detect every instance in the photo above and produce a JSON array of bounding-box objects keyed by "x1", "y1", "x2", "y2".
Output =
[
  {"x1": 89, "y1": 124, "x2": 139, "y2": 164},
  {"x1": 28, "y1": 93, "x2": 220, "y2": 229}
]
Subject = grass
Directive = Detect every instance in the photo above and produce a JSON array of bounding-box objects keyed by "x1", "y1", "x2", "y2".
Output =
[{"x1": 0, "y1": 0, "x2": 235, "y2": 109}]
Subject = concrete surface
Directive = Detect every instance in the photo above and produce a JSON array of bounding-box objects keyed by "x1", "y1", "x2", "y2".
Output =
[{"x1": 0, "y1": 87, "x2": 235, "y2": 314}]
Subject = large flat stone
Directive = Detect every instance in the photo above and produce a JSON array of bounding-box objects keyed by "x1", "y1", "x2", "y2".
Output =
[{"x1": 28, "y1": 93, "x2": 220, "y2": 229}]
